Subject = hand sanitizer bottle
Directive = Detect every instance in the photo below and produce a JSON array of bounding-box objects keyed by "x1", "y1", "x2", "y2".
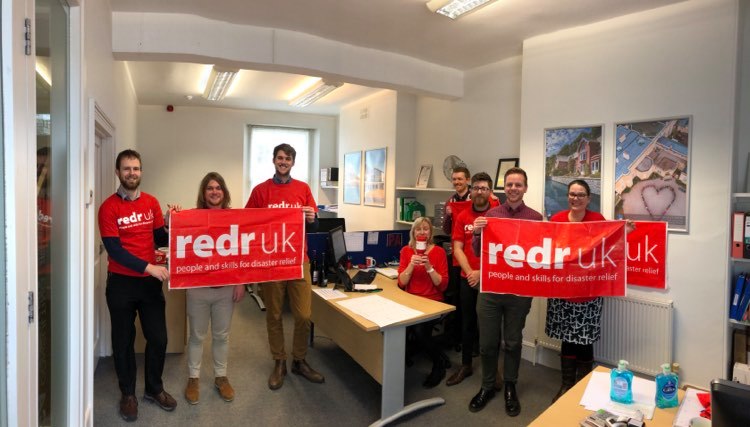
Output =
[
  {"x1": 610, "y1": 360, "x2": 633, "y2": 404},
  {"x1": 655, "y1": 363, "x2": 679, "y2": 408}
]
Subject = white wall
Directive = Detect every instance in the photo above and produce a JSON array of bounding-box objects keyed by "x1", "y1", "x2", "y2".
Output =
[
  {"x1": 337, "y1": 90, "x2": 401, "y2": 231},
  {"x1": 136, "y1": 105, "x2": 337, "y2": 210},
  {"x1": 519, "y1": 0, "x2": 740, "y2": 386},
  {"x1": 414, "y1": 56, "x2": 523, "y2": 187}
]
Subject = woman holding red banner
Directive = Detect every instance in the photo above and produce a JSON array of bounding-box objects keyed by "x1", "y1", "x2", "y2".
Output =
[
  {"x1": 184, "y1": 172, "x2": 245, "y2": 405},
  {"x1": 546, "y1": 179, "x2": 605, "y2": 402},
  {"x1": 397, "y1": 217, "x2": 450, "y2": 388}
]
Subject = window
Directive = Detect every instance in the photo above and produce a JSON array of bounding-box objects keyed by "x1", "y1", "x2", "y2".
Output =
[{"x1": 247, "y1": 126, "x2": 312, "y2": 193}]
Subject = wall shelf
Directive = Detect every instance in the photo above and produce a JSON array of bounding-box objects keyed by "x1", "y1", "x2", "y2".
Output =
[{"x1": 396, "y1": 186, "x2": 453, "y2": 192}]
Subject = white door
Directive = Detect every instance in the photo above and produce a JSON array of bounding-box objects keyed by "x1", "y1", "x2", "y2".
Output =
[{"x1": 94, "y1": 122, "x2": 114, "y2": 359}]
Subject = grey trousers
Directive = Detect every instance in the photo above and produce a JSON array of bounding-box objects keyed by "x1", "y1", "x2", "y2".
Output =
[
  {"x1": 476, "y1": 293, "x2": 532, "y2": 390},
  {"x1": 186, "y1": 286, "x2": 236, "y2": 378}
]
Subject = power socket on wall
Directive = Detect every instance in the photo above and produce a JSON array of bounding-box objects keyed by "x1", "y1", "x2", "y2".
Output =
[{"x1": 360, "y1": 108, "x2": 368, "y2": 119}]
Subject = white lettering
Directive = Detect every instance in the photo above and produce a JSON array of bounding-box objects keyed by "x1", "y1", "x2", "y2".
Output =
[
  {"x1": 193, "y1": 235, "x2": 213, "y2": 258},
  {"x1": 175, "y1": 225, "x2": 257, "y2": 258},
  {"x1": 504, "y1": 245, "x2": 525, "y2": 268}
]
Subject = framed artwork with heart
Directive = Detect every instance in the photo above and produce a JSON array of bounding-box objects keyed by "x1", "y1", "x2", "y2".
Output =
[
  {"x1": 543, "y1": 125, "x2": 603, "y2": 220},
  {"x1": 613, "y1": 116, "x2": 691, "y2": 232}
]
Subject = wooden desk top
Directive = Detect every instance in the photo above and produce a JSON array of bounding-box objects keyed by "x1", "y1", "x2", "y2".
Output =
[
  {"x1": 529, "y1": 366, "x2": 684, "y2": 426},
  {"x1": 312, "y1": 271, "x2": 455, "y2": 332}
]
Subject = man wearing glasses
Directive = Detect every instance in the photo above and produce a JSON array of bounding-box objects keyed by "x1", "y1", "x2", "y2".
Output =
[
  {"x1": 468, "y1": 167, "x2": 543, "y2": 416},
  {"x1": 447, "y1": 172, "x2": 499, "y2": 388}
]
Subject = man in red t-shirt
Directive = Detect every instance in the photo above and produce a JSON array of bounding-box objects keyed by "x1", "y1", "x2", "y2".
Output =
[
  {"x1": 447, "y1": 172, "x2": 499, "y2": 387},
  {"x1": 98, "y1": 150, "x2": 177, "y2": 421},
  {"x1": 245, "y1": 143, "x2": 324, "y2": 391}
]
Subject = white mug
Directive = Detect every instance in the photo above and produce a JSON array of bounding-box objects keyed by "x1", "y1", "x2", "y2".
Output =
[{"x1": 365, "y1": 256, "x2": 376, "y2": 268}]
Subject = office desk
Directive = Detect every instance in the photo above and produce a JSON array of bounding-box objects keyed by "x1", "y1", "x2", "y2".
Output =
[
  {"x1": 529, "y1": 366, "x2": 684, "y2": 426},
  {"x1": 310, "y1": 273, "x2": 455, "y2": 427}
]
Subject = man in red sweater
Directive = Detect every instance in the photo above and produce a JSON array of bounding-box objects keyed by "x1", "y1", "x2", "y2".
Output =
[
  {"x1": 245, "y1": 143, "x2": 325, "y2": 390},
  {"x1": 98, "y1": 150, "x2": 177, "y2": 422}
]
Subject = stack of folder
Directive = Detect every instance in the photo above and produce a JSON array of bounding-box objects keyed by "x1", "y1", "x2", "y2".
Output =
[
  {"x1": 730, "y1": 273, "x2": 750, "y2": 321},
  {"x1": 731, "y1": 212, "x2": 750, "y2": 258}
]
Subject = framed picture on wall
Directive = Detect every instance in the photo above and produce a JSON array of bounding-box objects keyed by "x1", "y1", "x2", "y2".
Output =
[
  {"x1": 364, "y1": 148, "x2": 387, "y2": 207},
  {"x1": 543, "y1": 125, "x2": 603, "y2": 219},
  {"x1": 494, "y1": 158, "x2": 519, "y2": 190},
  {"x1": 343, "y1": 151, "x2": 362, "y2": 205},
  {"x1": 614, "y1": 116, "x2": 691, "y2": 232},
  {"x1": 416, "y1": 165, "x2": 432, "y2": 188}
]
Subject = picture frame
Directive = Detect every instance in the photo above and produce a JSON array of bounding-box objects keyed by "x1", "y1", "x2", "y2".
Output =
[
  {"x1": 364, "y1": 148, "x2": 387, "y2": 207},
  {"x1": 614, "y1": 116, "x2": 691, "y2": 233},
  {"x1": 543, "y1": 126, "x2": 603, "y2": 219},
  {"x1": 343, "y1": 151, "x2": 362, "y2": 205},
  {"x1": 416, "y1": 165, "x2": 432, "y2": 188},
  {"x1": 494, "y1": 158, "x2": 519, "y2": 190}
]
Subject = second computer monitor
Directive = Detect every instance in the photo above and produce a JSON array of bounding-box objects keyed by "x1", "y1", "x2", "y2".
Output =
[{"x1": 328, "y1": 225, "x2": 348, "y2": 266}]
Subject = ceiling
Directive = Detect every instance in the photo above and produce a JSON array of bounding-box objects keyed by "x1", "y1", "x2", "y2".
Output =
[{"x1": 111, "y1": 0, "x2": 686, "y2": 115}]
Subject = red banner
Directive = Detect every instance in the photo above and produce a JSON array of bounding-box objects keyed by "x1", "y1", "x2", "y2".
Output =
[
  {"x1": 626, "y1": 221, "x2": 667, "y2": 289},
  {"x1": 480, "y1": 218, "x2": 626, "y2": 298},
  {"x1": 168, "y1": 208, "x2": 305, "y2": 289}
]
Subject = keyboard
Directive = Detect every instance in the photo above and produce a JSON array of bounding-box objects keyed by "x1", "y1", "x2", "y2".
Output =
[{"x1": 352, "y1": 270, "x2": 377, "y2": 284}]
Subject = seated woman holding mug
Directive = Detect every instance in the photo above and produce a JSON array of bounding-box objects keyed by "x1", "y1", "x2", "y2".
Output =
[{"x1": 397, "y1": 217, "x2": 450, "y2": 388}]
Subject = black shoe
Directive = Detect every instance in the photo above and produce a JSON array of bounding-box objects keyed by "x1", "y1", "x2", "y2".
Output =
[
  {"x1": 468, "y1": 388, "x2": 495, "y2": 413},
  {"x1": 422, "y1": 365, "x2": 446, "y2": 389},
  {"x1": 504, "y1": 382, "x2": 521, "y2": 417}
]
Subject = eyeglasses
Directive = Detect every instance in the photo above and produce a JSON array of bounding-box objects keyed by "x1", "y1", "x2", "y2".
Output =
[
  {"x1": 568, "y1": 192, "x2": 589, "y2": 199},
  {"x1": 471, "y1": 186, "x2": 491, "y2": 193}
]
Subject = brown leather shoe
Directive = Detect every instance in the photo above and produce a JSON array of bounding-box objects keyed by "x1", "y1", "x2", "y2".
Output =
[
  {"x1": 446, "y1": 364, "x2": 473, "y2": 386},
  {"x1": 291, "y1": 359, "x2": 325, "y2": 383},
  {"x1": 119, "y1": 395, "x2": 138, "y2": 422},
  {"x1": 185, "y1": 377, "x2": 199, "y2": 405},
  {"x1": 143, "y1": 390, "x2": 177, "y2": 412},
  {"x1": 214, "y1": 376, "x2": 235, "y2": 402},
  {"x1": 268, "y1": 360, "x2": 287, "y2": 390}
]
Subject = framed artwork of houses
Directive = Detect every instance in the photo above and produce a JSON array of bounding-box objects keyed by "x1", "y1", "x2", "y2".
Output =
[
  {"x1": 614, "y1": 116, "x2": 691, "y2": 232},
  {"x1": 343, "y1": 151, "x2": 362, "y2": 205},
  {"x1": 543, "y1": 125, "x2": 603, "y2": 219},
  {"x1": 364, "y1": 148, "x2": 387, "y2": 207}
]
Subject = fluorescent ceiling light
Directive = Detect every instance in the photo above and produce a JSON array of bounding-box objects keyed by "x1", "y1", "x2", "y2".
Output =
[
  {"x1": 426, "y1": 0, "x2": 497, "y2": 19},
  {"x1": 289, "y1": 80, "x2": 343, "y2": 107},
  {"x1": 202, "y1": 66, "x2": 239, "y2": 101}
]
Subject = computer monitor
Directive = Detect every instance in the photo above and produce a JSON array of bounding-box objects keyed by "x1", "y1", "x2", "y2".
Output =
[
  {"x1": 327, "y1": 226, "x2": 353, "y2": 291},
  {"x1": 329, "y1": 225, "x2": 348, "y2": 267},
  {"x1": 710, "y1": 379, "x2": 750, "y2": 427},
  {"x1": 318, "y1": 217, "x2": 346, "y2": 233}
]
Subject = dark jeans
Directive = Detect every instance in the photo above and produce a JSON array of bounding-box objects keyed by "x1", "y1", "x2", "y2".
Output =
[
  {"x1": 459, "y1": 278, "x2": 479, "y2": 365},
  {"x1": 441, "y1": 264, "x2": 463, "y2": 346},
  {"x1": 477, "y1": 293, "x2": 532, "y2": 390},
  {"x1": 106, "y1": 272, "x2": 168, "y2": 396}
]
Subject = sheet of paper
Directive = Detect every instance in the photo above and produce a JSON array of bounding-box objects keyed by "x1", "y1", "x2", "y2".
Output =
[
  {"x1": 367, "y1": 231, "x2": 379, "y2": 245},
  {"x1": 344, "y1": 231, "x2": 365, "y2": 252},
  {"x1": 312, "y1": 288, "x2": 348, "y2": 300},
  {"x1": 672, "y1": 388, "x2": 706, "y2": 427},
  {"x1": 336, "y1": 295, "x2": 424, "y2": 327},
  {"x1": 353, "y1": 284, "x2": 377, "y2": 291},
  {"x1": 579, "y1": 371, "x2": 656, "y2": 419}
]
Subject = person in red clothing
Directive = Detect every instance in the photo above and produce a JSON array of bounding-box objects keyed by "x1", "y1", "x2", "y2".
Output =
[
  {"x1": 446, "y1": 172, "x2": 500, "y2": 387},
  {"x1": 244, "y1": 143, "x2": 324, "y2": 391},
  {"x1": 546, "y1": 179, "x2": 606, "y2": 402},
  {"x1": 397, "y1": 216, "x2": 449, "y2": 388},
  {"x1": 98, "y1": 149, "x2": 178, "y2": 422}
]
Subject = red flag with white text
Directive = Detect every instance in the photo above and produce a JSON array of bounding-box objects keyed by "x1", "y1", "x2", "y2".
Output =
[
  {"x1": 626, "y1": 221, "x2": 667, "y2": 289},
  {"x1": 480, "y1": 218, "x2": 626, "y2": 298},
  {"x1": 168, "y1": 208, "x2": 305, "y2": 289}
]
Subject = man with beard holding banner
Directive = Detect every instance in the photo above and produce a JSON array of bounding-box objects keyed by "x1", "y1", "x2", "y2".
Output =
[
  {"x1": 245, "y1": 143, "x2": 324, "y2": 391},
  {"x1": 98, "y1": 149, "x2": 177, "y2": 421},
  {"x1": 446, "y1": 172, "x2": 499, "y2": 387},
  {"x1": 469, "y1": 167, "x2": 542, "y2": 416}
]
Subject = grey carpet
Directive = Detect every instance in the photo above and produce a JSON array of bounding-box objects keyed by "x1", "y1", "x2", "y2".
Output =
[{"x1": 94, "y1": 294, "x2": 560, "y2": 426}]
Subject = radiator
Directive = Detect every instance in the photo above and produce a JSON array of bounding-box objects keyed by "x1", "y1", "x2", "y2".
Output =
[{"x1": 537, "y1": 296, "x2": 673, "y2": 376}]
